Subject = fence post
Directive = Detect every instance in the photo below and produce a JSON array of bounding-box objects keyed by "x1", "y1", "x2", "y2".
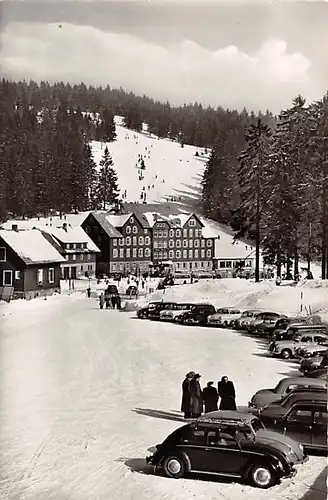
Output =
[{"x1": 300, "y1": 292, "x2": 303, "y2": 313}]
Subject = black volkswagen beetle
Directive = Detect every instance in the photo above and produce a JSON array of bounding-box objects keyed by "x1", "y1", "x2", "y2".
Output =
[{"x1": 146, "y1": 411, "x2": 307, "y2": 488}]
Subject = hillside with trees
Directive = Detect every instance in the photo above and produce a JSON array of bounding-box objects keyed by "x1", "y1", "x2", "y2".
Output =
[
  {"x1": 0, "y1": 79, "x2": 327, "y2": 277},
  {"x1": 202, "y1": 94, "x2": 328, "y2": 279}
]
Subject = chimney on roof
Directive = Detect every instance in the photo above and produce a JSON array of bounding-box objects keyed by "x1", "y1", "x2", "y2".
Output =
[
  {"x1": 63, "y1": 223, "x2": 68, "y2": 232},
  {"x1": 12, "y1": 224, "x2": 19, "y2": 232}
]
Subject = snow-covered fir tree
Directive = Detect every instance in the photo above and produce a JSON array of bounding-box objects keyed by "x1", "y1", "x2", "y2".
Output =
[{"x1": 95, "y1": 146, "x2": 119, "y2": 210}]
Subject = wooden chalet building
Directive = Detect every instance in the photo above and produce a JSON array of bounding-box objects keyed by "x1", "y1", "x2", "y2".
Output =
[
  {"x1": 82, "y1": 211, "x2": 152, "y2": 275},
  {"x1": 0, "y1": 226, "x2": 64, "y2": 300},
  {"x1": 40, "y1": 223, "x2": 100, "y2": 279}
]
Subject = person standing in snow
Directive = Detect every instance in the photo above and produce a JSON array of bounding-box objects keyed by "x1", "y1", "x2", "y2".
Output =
[
  {"x1": 111, "y1": 294, "x2": 117, "y2": 309},
  {"x1": 190, "y1": 373, "x2": 203, "y2": 418},
  {"x1": 181, "y1": 371, "x2": 195, "y2": 419},
  {"x1": 116, "y1": 294, "x2": 121, "y2": 310},
  {"x1": 217, "y1": 376, "x2": 237, "y2": 410},
  {"x1": 86, "y1": 287, "x2": 91, "y2": 298},
  {"x1": 99, "y1": 292, "x2": 105, "y2": 310},
  {"x1": 203, "y1": 381, "x2": 218, "y2": 413}
]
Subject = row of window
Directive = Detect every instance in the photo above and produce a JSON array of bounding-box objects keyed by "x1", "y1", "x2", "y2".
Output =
[
  {"x1": 218, "y1": 259, "x2": 253, "y2": 269},
  {"x1": 154, "y1": 228, "x2": 201, "y2": 238},
  {"x1": 65, "y1": 243, "x2": 88, "y2": 250},
  {"x1": 155, "y1": 239, "x2": 212, "y2": 249},
  {"x1": 113, "y1": 248, "x2": 151, "y2": 259},
  {"x1": 154, "y1": 249, "x2": 212, "y2": 260},
  {"x1": 175, "y1": 261, "x2": 212, "y2": 269},
  {"x1": 2, "y1": 268, "x2": 55, "y2": 287},
  {"x1": 111, "y1": 263, "x2": 148, "y2": 272},
  {"x1": 64, "y1": 254, "x2": 92, "y2": 261},
  {"x1": 113, "y1": 236, "x2": 151, "y2": 246}
]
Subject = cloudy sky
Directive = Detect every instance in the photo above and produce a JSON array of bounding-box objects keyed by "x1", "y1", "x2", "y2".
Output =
[{"x1": 1, "y1": 0, "x2": 327, "y2": 113}]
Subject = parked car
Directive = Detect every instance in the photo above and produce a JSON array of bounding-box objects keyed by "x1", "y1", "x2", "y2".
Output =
[
  {"x1": 295, "y1": 344, "x2": 328, "y2": 359},
  {"x1": 137, "y1": 301, "x2": 164, "y2": 319},
  {"x1": 248, "y1": 377, "x2": 327, "y2": 409},
  {"x1": 148, "y1": 302, "x2": 178, "y2": 320},
  {"x1": 159, "y1": 303, "x2": 199, "y2": 322},
  {"x1": 270, "y1": 315, "x2": 322, "y2": 341},
  {"x1": 255, "y1": 397, "x2": 327, "y2": 455},
  {"x1": 126, "y1": 285, "x2": 138, "y2": 296},
  {"x1": 257, "y1": 316, "x2": 311, "y2": 339},
  {"x1": 176, "y1": 304, "x2": 216, "y2": 326},
  {"x1": 308, "y1": 367, "x2": 328, "y2": 379},
  {"x1": 254, "y1": 387, "x2": 327, "y2": 418},
  {"x1": 268, "y1": 331, "x2": 328, "y2": 359},
  {"x1": 234, "y1": 309, "x2": 263, "y2": 330},
  {"x1": 207, "y1": 308, "x2": 242, "y2": 328},
  {"x1": 146, "y1": 411, "x2": 307, "y2": 488},
  {"x1": 248, "y1": 312, "x2": 285, "y2": 334},
  {"x1": 271, "y1": 323, "x2": 327, "y2": 342}
]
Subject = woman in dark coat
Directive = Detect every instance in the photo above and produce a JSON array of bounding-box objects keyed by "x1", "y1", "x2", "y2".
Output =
[
  {"x1": 203, "y1": 381, "x2": 218, "y2": 413},
  {"x1": 190, "y1": 373, "x2": 203, "y2": 418},
  {"x1": 181, "y1": 371, "x2": 194, "y2": 418},
  {"x1": 217, "y1": 376, "x2": 237, "y2": 410}
]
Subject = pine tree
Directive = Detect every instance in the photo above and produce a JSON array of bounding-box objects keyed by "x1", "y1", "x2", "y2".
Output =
[
  {"x1": 263, "y1": 96, "x2": 311, "y2": 278},
  {"x1": 95, "y1": 147, "x2": 119, "y2": 210},
  {"x1": 236, "y1": 119, "x2": 272, "y2": 282}
]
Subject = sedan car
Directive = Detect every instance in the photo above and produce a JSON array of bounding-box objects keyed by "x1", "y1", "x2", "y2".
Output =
[
  {"x1": 268, "y1": 332, "x2": 328, "y2": 359},
  {"x1": 176, "y1": 304, "x2": 216, "y2": 326},
  {"x1": 148, "y1": 302, "x2": 179, "y2": 320},
  {"x1": 137, "y1": 301, "x2": 164, "y2": 319},
  {"x1": 234, "y1": 309, "x2": 263, "y2": 330},
  {"x1": 248, "y1": 312, "x2": 285, "y2": 334},
  {"x1": 146, "y1": 411, "x2": 307, "y2": 488},
  {"x1": 256, "y1": 398, "x2": 327, "y2": 455},
  {"x1": 271, "y1": 323, "x2": 328, "y2": 342},
  {"x1": 248, "y1": 377, "x2": 327, "y2": 409},
  {"x1": 207, "y1": 308, "x2": 242, "y2": 328},
  {"x1": 254, "y1": 388, "x2": 327, "y2": 419},
  {"x1": 159, "y1": 303, "x2": 198, "y2": 322}
]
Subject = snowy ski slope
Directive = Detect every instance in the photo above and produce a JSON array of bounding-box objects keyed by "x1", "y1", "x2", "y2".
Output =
[{"x1": 91, "y1": 116, "x2": 208, "y2": 205}]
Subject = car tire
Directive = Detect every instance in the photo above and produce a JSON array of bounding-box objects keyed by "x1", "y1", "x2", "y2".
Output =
[
  {"x1": 251, "y1": 464, "x2": 274, "y2": 489},
  {"x1": 281, "y1": 349, "x2": 292, "y2": 359},
  {"x1": 162, "y1": 456, "x2": 185, "y2": 479}
]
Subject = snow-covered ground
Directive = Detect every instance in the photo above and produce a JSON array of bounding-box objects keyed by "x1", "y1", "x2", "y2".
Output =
[
  {"x1": 0, "y1": 280, "x2": 327, "y2": 500},
  {"x1": 91, "y1": 116, "x2": 208, "y2": 205}
]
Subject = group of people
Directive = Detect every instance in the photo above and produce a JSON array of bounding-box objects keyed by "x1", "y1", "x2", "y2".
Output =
[
  {"x1": 181, "y1": 372, "x2": 237, "y2": 419},
  {"x1": 99, "y1": 292, "x2": 122, "y2": 310}
]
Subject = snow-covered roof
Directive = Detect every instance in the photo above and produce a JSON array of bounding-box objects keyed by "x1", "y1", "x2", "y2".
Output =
[
  {"x1": 215, "y1": 238, "x2": 256, "y2": 260},
  {"x1": 105, "y1": 213, "x2": 133, "y2": 228},
  {"x1": 88, "y1": 213, "x2": 122, "y2": 239},
  {"x1": 0, "y1": 229, "x2": 65, "y2": 265},
  {"x1": 42, "y1": 226, "x2": 100, "y2": 253}
]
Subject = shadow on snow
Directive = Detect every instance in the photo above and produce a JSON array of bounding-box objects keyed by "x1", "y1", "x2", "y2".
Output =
[{"x1": 132, "y1": 407, "x2": 186, "y2": 422}]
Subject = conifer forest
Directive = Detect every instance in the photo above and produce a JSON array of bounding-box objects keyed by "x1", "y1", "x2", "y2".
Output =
[{"x1": 0, "y1": 79, "x2": 327, "y2": 277}]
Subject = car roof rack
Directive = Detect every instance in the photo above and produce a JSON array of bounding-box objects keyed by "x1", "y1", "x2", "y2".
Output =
[{"x1": 196, "y1": 413, "x2": 254, "y2": 427}]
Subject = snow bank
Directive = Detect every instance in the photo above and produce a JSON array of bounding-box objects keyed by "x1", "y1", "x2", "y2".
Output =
[{"x1": 136, "y1": 278, "x2": 328, "y2": 318}]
